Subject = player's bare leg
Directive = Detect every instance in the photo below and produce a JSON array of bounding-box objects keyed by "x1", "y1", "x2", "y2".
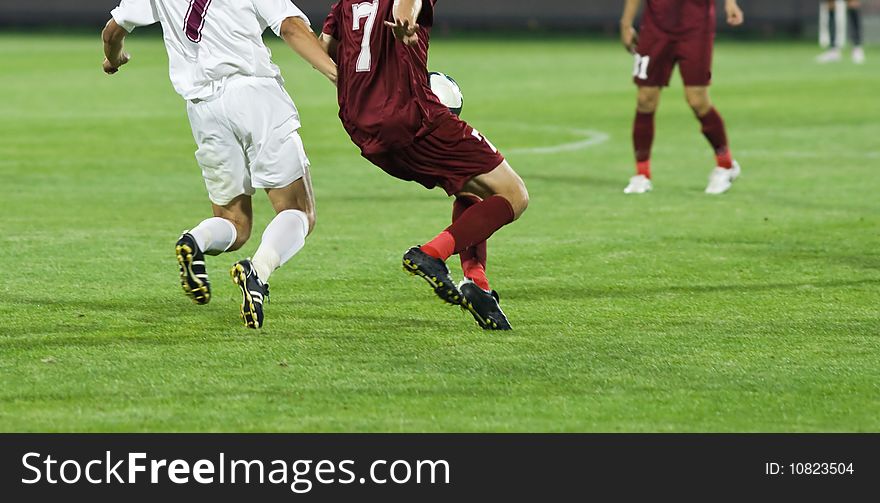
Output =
[
  {"x1": 625, "y1": 86, "x2": 661, "y2": 194},
  {"x1": 230, "y1": 172, "x2": 316, "y2": 329},
  {"x1": 404, "y1": 161, "x2": 528, "y2": 329},
  {"x1": 685, "y1": 86, "x2": 741, "y2": 194},
  {"x1": 176, "y1": 195, "x2": 252, "y2": 305}
]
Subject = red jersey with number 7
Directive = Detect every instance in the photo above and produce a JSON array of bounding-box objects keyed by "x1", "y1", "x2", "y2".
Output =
[{"x1": 322, "y1": 0, "x2": 452, "y2": 155}]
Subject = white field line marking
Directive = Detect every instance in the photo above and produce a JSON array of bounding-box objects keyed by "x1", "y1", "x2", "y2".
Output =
[
  {"x1": 499, "y1": 124, "x2": 610, "y2": 155},
  {"x1": 737, "y1": 149, "x2": 880, "y2": 159}
]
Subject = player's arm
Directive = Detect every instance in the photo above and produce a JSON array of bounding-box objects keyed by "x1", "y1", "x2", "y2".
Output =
[
  {"x1": 280, "y1": 17, "x2": 338, "y2": 86},
  {"x1": 101, "y1": 19, "x2": 131, "y2": 75},
  {"x1": 620, "y1": 0, "x2": 641, "y2": 54},
  {"x1": 385, "y1": 0, "x2": 423, "y2": 47},
  {"x1": 318, "y1": 33, "x2": 339, "y2": 62},
  {"x1": 725, "y1": 0, "x2": 744, "y2": 27}
]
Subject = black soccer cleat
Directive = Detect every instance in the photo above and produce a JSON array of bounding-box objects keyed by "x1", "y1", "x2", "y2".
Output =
[
  {"x1": 230, "y1": 259, "x2": 269, "y2": 329},
  {"x1": 176, "y1": 232, "x2": 211, "y2": 305},
  {"x1": 402, "y1": 247, "x2": 462, "y2": 305},
  {"x1": 459, "y1": 279, "x2": 512, "y2": 330}
]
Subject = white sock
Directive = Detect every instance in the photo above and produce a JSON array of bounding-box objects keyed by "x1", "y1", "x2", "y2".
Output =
[
  {"x1": 251, "y1": 210, "x2": 309, "y2": 282},
  {"x1": 188, "y1": 217, "x2": 237, "y2": 256}
]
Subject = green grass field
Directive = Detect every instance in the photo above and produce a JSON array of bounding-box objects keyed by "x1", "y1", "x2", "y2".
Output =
[{"x1": 0, "y1": 34, "x2": 878, "y2": 432}]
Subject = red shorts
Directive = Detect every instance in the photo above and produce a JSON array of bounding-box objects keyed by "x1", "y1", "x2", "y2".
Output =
[
  {"x1": 633, "y1": 24, "x2": 715, "y2": 87},
  {"x1": 363, "y1": 117, "x2": 505, "y2": 196}
]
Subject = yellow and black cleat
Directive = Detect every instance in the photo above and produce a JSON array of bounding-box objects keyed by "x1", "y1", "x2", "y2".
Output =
[
  {"x1": 176, "y1": 232, "x2": 211, "y2": 305},
  {"x1": 459, "y1": 279, "x2": 512, "y2": 330},
  {"x1": 402, "y1": 246, "x2": 462, "y2": 306},
  {"x1": 230, "y1": 259, "x2": 269, "y2": 329}
]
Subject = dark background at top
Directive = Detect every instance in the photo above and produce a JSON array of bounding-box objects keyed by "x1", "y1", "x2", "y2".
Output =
[{"x1": 3, "y1": 1, "x2": 878, "y2": 35}]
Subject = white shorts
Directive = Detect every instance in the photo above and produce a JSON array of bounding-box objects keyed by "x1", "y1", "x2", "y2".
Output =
[{"x1": 186, "y1": 76, "x2": 310, "y2": 206}]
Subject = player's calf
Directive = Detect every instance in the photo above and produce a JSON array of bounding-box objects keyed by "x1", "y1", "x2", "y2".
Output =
[{"x1": 210, "y1": 195, "x2": 254, "y2": 252}]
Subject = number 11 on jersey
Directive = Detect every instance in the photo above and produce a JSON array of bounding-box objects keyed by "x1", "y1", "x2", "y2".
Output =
[
  {"x1": 633, "y1": 53, "x2": 650, "y2": 80},
  {"x1": 352, "y1": 0, "x2": 380, "y2": 73}
]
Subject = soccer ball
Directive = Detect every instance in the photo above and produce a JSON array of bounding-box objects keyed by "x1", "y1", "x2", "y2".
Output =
[{"x1": 429, "y1": 72, "x2": 463, "y2": 116}]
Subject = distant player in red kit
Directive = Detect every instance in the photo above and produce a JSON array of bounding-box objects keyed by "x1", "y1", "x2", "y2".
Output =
[
  {"x1": 319, "y1": 0, "x2": 529, "y2": 330},
  {"x1": 620, "y1": 0, "x2": 744, "y2": 195}
]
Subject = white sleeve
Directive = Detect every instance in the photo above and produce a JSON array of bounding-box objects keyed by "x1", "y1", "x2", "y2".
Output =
[
  {"x1": 111, "y1": 0, "x2": 159, "y2": 33},
  {"x1": 253, "y1": 0, "x2": 312, "y2": 36}
]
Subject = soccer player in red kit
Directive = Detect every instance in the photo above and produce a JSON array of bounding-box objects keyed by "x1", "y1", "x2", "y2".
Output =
[
  {"x1": 621, "y1": 0, "x2": 744, "y2": 195},
  {"x1": 319, "y1": 0, "x2": 529, "y2": 330}
]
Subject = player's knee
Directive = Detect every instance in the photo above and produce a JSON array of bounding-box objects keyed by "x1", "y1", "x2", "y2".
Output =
[
  {"x1": 304, "y1": 208, "x2": 317, "y2": 236},
  {"x1": 279, "y1": 205, "x2": 316, "y2": 235},
  {"x1": 686, "y1": 94, "x2": 711, "y2": 116},
  {"x1": 507, "y1": 183, "x2": 529, "y2": 221},
  {"x1": 637, "y1": 92, "x2": 659, "y2": 113}
]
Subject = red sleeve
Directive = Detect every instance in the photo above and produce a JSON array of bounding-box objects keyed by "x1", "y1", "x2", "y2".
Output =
[
  {"x1": 418, "y1": 0, "x2": 436, "y2": 28},
  {"x1": 323, "y1": 1, "x2": 342, "y2": 39}
]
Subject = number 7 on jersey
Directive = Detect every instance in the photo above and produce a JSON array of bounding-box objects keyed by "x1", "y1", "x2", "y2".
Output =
[
  {"x1": 184, "y1": 0, "x2": 213, "y2": 43},
  {"x1": 352, "y1": 1, "x2": 379, "y2": 72}
]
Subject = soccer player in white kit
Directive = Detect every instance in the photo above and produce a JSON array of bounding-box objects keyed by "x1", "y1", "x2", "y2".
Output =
[{"x1": 101, "y1": 0, "x2": 337, "y2": 329}]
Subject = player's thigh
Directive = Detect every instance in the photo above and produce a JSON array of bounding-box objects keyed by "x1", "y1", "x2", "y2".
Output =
[
  {"x1": 264, "y1": 168, "x2": 316, "y2": 234},
  {"x1": 459, "y1": 160, "x2": 529, "y2": 220},
  {"x1": 228, "y1": 78, "x2": 309, "y2": 193},
  {"x1": 369, "y1": 118, "x2": 507, "y2": 199},
  {"x1": 633, "y1": 28, "x2": 676, "y2": 88},
  {"x1": 186, "y1": 100, "x2": 256, "y2": 208},
  {"x1": 254, "y1": 127, "x2": 311, "y2": 194}
]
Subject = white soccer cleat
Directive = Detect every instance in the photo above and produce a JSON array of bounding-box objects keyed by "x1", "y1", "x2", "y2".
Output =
[
  {"x1": 852, "y1": 47, "x2": 866, "y2": 65},
  {"x1": 816, "y1": 48, "x2": 842, "y2": 63},
  {"x1": 623, "y1": 174, "x2": 653, "y2": 194},
  {"x1": 705, "y1": 160, "x2": 741, "y2": 195}
]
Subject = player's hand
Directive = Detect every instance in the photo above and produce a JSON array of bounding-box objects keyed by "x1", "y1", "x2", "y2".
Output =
[
  {"x1": 384, "y1": 18, "x2": 420, "y2": 47},
  {"x1": 725, "y1": 3, "x2": 744, "y2": 27},
  {"x1": 620, "y1": 25, "x2": 639, "y2": 54},
  {"x1": 103, "y1": 52, "x2": 130, "y2": 75}
]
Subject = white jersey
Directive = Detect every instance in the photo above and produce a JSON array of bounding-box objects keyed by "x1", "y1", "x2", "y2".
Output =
[{"x1": 111, "y1": 0, "x2": 310, "y2": 100}]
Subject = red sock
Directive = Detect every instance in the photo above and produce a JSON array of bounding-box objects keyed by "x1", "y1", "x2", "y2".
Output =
[
  {"x1": 421, "y1": 231, "x2": 455, "y2": 260},
  {"x1": 422, "y1": 196, "x2": 514, "y2": 261},
  {"x1": 462, "y1": 261, "x2": 489, "y2": 291},
  {"x1": 633, "y1": 111, "x2": 655, "y2": 178},
  {"x1": 452, "y1": 196, "x2": 489, "y2": 291},
  {"x1": 698, "y1": 108, "x2": 733, "y2": 168},
  {"x1": 715, "y1": 148, "x2": 733, "y2": 170}
]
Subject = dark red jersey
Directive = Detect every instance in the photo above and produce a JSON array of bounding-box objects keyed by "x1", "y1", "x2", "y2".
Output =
[
  {"x1": 323, "y1": 0, "x2": 452, "y2": 155},
  {"x1": 643, "y1": 0, "x2": 716, "y2": 35}
]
